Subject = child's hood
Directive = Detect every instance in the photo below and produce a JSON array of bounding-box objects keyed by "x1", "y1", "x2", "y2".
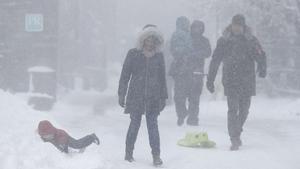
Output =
[{"x1": 38, "y1": 120, "x2": 57, "y2": 136}]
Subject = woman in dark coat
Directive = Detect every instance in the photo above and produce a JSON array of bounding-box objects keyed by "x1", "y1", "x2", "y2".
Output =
[{"x1": 118, "y1": 25, "x2": 167, "y2": 166}]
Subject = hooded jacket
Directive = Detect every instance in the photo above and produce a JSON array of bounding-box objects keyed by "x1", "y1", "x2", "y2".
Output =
[
  {"x1": 118, "y1": 26, "x2": 168, "y2": 115},
  {"x1": 169, "y1": 16, "x2": 193, "y2": 77},
  {"x1": 38, "y1": 120, "x2": 69, "y2": 153},
  {"x1": 169, "y1": 16, "x2": 192, "y2": 59}
]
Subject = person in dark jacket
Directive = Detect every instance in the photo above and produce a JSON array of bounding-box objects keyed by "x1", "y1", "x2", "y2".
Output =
[
  {"x1": 118, "y1": 25, "x2": 167, "y2": 166},
  {"x1": 186, "y1": 20, "x2": 212, "y2": 126},
  {"x1": 169, "y1": 16, "x2": 192, "y2": 126},
  {"x1": 206, "y1": 14, "x2": 267, "y2": 151},
  {"x1": 38, "y1": 120, "x2": 100, "y2": 153},
  {"x1": 169, "y1": 17, "x2": 211, "y2": 126}
]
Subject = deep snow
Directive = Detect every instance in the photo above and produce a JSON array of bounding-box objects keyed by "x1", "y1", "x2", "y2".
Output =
[{"x1": 0, "y1": 88, "x2": 300, "y2": 169}]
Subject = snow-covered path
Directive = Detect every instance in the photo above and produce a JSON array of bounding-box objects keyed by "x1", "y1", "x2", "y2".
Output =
[
  {"x1": 1, "y1": 90, "x2": 299, "y2": 169},
  {"x1": 49, "y1": 92, "x2": 300, "y2": 169}
]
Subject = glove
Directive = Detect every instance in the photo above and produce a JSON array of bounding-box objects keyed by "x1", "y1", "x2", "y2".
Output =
[
  {"x1": 55, "y1": 144, "x2": 68, "y2": 153},
  {"x1": 258, "y1": 68, "x2": 267, "y2": 78},
  {"x1": 159, "y1": 99, "x2": 166, "y2": 112},
  {"x1": 91, "y1": 133, "x2": 100, "y2": 145},
  {"x1": 206, "y1": 81, "x2": 215, "y2": 93},
  {"x1": 257, "y1": 60, "x2": 267, "y2": 78},
  {"x1": 119, "y1": 96, "x2": 125, "y2": 108}
]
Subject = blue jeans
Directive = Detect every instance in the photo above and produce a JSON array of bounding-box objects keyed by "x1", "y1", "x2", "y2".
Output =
[{"x1": 126, "y1": 112, "x2": 160, "y2": 156}]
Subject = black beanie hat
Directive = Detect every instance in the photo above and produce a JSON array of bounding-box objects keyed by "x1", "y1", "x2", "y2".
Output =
[
  {"x1": 232, "y1": 14, "x2": 246, "y2": 26},
  {"x1": 191, "y1": 20, "x2": 205, "y2": 35}
]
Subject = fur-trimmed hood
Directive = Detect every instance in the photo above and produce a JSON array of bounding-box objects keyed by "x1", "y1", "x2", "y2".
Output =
[
  {"x1": 222, "y1": 24, "x2": 255, "y2": 41},
  {"x1": 136, "y1": 26, "x2": 164, "y2": 53}
]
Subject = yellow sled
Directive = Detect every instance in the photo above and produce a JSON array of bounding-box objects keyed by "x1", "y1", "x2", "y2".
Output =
[{"x1": 177, "y1": 132, "x2": 216, "y2": 148}]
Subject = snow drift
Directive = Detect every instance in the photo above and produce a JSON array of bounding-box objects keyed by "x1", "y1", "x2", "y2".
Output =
[{"x1": 0, "y1": 91, "x2": 106, "y2": 169}]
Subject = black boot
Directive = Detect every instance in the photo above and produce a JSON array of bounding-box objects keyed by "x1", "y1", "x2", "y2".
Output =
[
  {"x1": 125, "y1": 152, "x2": 134, "y2": 162},
  {"x1": 91, "y1": 134, "x2": 100, "y2": 145},
  {"x1": 186, "y1": 118, "x2": 199, "y2": 126},
  {"x1": 230, "y1": 144, "x2": 239, "y2": 151},
  {"x1": 177, "y1": 117, "x2": 185, "y2": 126},
  {"x1": 153, "y1": 155, "x2": 163, "y2": 167},
  {"x1": 230, "y1": 138, "x2": 240, "y2": 151},
  {"x1": 237, "y1": 137, "x2": 242, "y2": 147}
]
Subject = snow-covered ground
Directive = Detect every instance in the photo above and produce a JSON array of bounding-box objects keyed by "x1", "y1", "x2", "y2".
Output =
[{"x1": 0, "y1": 88, "x2": 300, "y2": 169}]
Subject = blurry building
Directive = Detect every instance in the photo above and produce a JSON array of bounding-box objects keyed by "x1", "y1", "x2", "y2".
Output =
[
  {"x1": 0, "y1": 0, "x2": 111, "y2": 110},
  {"x1": 0, "y1": 0, "x2": 58, "y2": 93}
]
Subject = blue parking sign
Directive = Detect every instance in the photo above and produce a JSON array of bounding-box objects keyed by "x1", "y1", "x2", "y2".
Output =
[{"x1": 25, "y1": 14, "x2": 44, "y2": 32}]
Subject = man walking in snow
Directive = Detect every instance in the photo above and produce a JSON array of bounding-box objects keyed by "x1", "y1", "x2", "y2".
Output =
[
  {"x1": 206, "y1": 14, "x2": 267, "y2": 151},
  {"x1": 169, "y1": 17, "x2": 211, "y2": 126},
  {"x1": 118, "y1": 24, "x2": 167, "y2": 166}
]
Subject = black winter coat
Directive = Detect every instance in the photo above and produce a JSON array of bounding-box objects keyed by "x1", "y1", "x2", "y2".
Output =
[
  {"x1": 118, "y1": 48, "x2": 168, "y2": 115},
  {"x1": 168, "y1": 29, "x2": 192, "y2": 78},
  {"x1": 207, "y1": 26, "x2": 267, "y2": 96},
  {"x1": 190, "y1": 34, "x2": 212, "y2": 74},
  {"x1": 169, "y1": 33, "x2": 211, "y2": 86}
]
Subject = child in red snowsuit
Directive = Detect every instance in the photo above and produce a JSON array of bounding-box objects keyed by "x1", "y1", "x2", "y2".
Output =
[{"x1": 38, "y1": 120, "x2": 100, "y2": 153}]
